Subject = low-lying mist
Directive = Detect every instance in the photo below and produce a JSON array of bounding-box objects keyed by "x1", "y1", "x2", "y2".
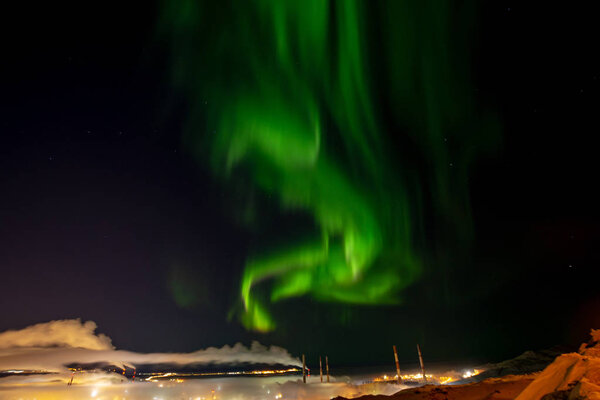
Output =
[{"x1": 0, "y1": 319, "x2": 408, "y2": 400}]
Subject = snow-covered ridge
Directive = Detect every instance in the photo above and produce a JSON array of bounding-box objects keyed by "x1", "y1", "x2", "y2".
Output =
[{"x1": 515, "y1": 329, "x2": 600, "y2": 400}]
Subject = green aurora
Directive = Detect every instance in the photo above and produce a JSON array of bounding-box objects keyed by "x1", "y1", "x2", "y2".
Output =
[{"x1": 160, "y1": 0, "x2": 498, "y2": 331}]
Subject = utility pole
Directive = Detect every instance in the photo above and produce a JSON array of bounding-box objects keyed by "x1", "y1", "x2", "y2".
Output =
[
  {"x1": 319, "y1": 356, "x2": 323, "y2": 382},
  {"x1": 326, "y1": 356, "x2": 330, "y2": 382},
  {"x1": 393, "y1": 345, "x2": 403, "y2": 384},
  {"x1": 302, "y1": 354, "x2": 306, "y2": 383},
  {"x1": 417, "y1": 344, "x2": 427, "y2": 384}
]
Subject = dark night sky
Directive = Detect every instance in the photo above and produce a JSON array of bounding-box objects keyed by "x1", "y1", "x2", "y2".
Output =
[{"x1": 1, "y1": 1, "x2": 599, "y2": 367}]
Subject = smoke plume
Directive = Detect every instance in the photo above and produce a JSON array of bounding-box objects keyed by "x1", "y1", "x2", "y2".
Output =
[
  {"x1": 0, "y1": 319, "x2": 113, "y2": 351},
  {"x1": 0, "y1": 319, "x2": 300, "y2": 372}
]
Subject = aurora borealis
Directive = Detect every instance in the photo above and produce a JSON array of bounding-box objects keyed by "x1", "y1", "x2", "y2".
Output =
[
  {"x1": 161, "y1": 0, "x2": 497, "y2": 331},
  {"x1": 2, "y1": 0, "x2": 598, "y2": 371}
]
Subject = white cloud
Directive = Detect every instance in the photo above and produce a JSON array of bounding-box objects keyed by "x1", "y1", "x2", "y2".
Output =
[
  {"x1": 0, "y1": 319, "x2": 300, "y2": 372},
  {"x1": 0, "y1": 319, "x2": 113, "y2": 350}
]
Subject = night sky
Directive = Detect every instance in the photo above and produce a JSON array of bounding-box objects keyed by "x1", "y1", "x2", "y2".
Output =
[{"x1": 1, "y1": 0, "x2": 599, "y2": 368}]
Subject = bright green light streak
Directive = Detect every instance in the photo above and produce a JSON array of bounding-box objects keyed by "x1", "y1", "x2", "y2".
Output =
[{"x1": 161, "y1": 0, "x2": 497, "y2": 331}]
